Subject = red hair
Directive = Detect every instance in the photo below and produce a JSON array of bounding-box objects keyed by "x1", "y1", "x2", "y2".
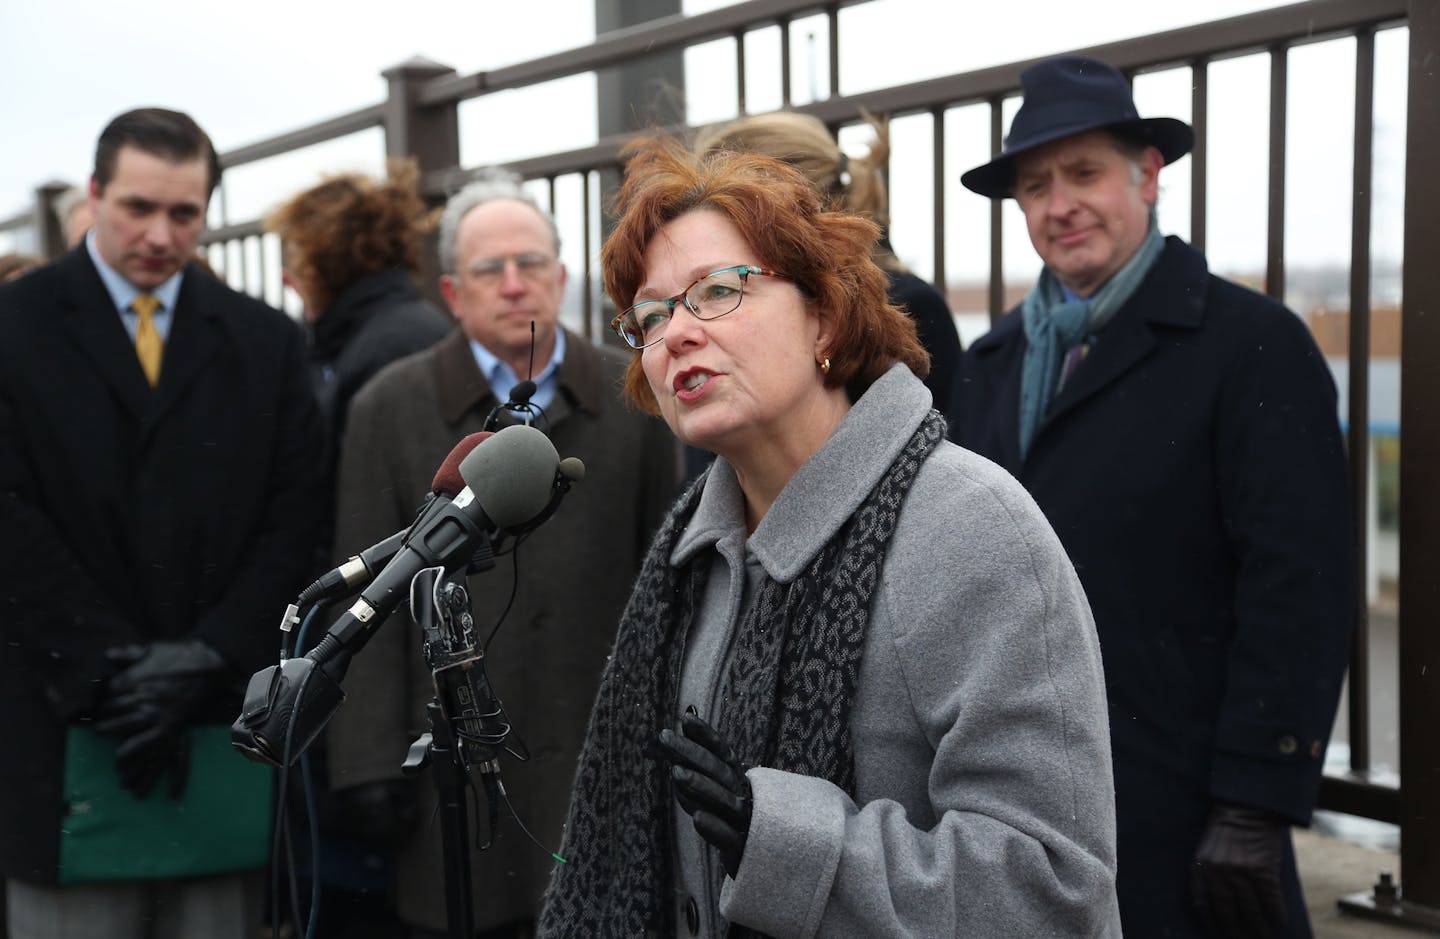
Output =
[{"x1": 603, "y1": 135, "x2": 927, "y2": 414}]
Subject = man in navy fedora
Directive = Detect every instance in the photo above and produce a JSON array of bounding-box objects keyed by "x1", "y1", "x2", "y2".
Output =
[{"x1": 949, "y1": 55, "x2": 1352, "y2": 937}]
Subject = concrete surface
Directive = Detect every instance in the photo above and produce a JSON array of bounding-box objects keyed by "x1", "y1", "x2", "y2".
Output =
[{"x1": 1298, "y1": 826, "x2": 1436, "y2": 937}]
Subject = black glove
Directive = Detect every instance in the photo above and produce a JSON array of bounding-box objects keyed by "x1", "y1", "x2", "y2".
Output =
[
  {"x1": 657, "y1": 713, "x2": 752, "y2": 879},
  {"x1": 93, "y1": 639, "x2": 227, "y2": 798},
  {"x1": 331, "y1": 780, "x2": 421, "y2": 849},
  {"x1": 1190, "y1": 801, "x2": 1290, "y2": 937}
]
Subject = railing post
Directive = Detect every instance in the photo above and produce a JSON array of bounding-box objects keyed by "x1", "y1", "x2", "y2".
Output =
[
  {"x1": 596, "y1": 0, "x2": 684, "y2": 136},
  {"x1": 382, "y1": 56, "x2": 460, "y2": 308},
  {"x1": 1397, "y1": 0, "x2": 1440, "y2": 914},
  {"x1": 1340, "y1": 1, "x2": 1440, "y2": 926},
  {"x1": 594, "y1": 0, "x2": 683, "y2": 344},
  {"x1": 36, "y1": 181, "x2": 69, "y2": 260}
]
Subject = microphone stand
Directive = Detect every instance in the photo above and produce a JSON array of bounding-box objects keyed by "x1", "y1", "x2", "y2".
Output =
[
  {"x1": 403, "y1": 556, "x2": 506, "y2": 939},
  {"x1": 406, "y1": 701, "x2": 476, "y2": 939}
]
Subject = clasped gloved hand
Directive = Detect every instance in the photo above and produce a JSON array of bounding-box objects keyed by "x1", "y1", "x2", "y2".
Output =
[
  {"x1": 93, "y1": 639, "x2": 227, "y2": 799},
  {"x1": 1190, "y1": 801, "x2": 1290, "y2": 937},
  {"x1": 657, "y1": 712, "x2": 752, "y2": 879}
]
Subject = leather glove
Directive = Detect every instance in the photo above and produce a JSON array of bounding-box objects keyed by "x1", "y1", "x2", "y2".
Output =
[
  {"x1": 93, "y1": 639, "x2": 226, "y2": 798},
  {"x1": 1190, "y1": 801, "x2": 1289, "y2": 937},
  {"x1": 106, "y1": 720, "x2": 193, "y2": 799},
  {"x1": 97, "y1": 639, "x2": 228, "y2": 722},
  {"x1": 657, "y1": 712, "x2": 752, "y2": 880},
  {"x1": 331, "y1": 780, "x2": 421, "y2": 849}
]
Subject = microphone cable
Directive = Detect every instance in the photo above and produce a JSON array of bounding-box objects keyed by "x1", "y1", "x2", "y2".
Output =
[{"x1": 268, "y1": 603, "x2": 325, "y2": 939}]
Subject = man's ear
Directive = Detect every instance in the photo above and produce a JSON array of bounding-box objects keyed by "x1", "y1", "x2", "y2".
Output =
[
  {"x1": 438, "y1": 274, "x2": 459, "y2": 316},
  {"x1": 1139, "y1": 146, "x2": 1164, "y2": 205}
]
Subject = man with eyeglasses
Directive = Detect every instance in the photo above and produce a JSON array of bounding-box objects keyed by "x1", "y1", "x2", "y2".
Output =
[{"x1": 324, "y1": 167, "x2": 678, "y2": 939}]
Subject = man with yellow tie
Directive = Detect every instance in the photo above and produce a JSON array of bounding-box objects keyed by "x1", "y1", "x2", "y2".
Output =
[{"x1": 0, "y1": 108, "x2": 324, "y2": 938}]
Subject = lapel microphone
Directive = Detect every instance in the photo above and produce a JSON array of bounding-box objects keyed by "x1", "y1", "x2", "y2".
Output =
[{"x1": 485, "y1": 321, "x2": 546, "y2": 431}]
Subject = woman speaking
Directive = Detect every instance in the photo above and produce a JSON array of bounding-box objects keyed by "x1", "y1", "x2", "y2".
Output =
[{"x1": 539, "y1": 137, "x2": 1122, "y2": 937}]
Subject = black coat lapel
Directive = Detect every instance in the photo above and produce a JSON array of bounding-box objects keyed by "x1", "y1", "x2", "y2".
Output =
[
  {"x1": 1042, "y1": 238, "x2": 1208, "y2": 430},
  {"x1": 963, "y1": 314, "x2": 1027, "y2": 472},
  {"x1": 57, "y1": 250, "x2": 151, "y2": 422},
  {"x1": 144, "y1": 265, "x2": 224, "y2": 432}
]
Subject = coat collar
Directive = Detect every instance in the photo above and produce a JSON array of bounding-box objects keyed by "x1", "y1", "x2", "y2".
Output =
[
  {"x1": 309, "y1": 268, "x2": 420, "y2": 361},
  {"x1": 434, "y1": 326, "x2": 614, "y2": 429},
  {"x1": 55, "y1": 249, "x2": 224, "y2": 431},
  {"x1": 57, "y1": 247, "x2": 152, "y2": 422},
  {"x1": 970, "y1": 237, "x2": 1209, "y2": 464},
  {"x1": 146, "y1": 265, "x2": 226, "y2": 423},
  {"x1": 673, "y1": 363, "x2": 932, "y2": 583},
  {"x1": 1043, "y1": 237, "x2": 1206, "y2": 425}
]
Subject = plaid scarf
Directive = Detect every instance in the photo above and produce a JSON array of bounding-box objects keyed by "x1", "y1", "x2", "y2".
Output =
[{"x1": 537, "y1": 410, "x2": 946, "y2": 938}]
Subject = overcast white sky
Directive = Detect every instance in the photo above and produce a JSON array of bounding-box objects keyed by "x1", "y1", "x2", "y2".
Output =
[{"x1": 0, "y1": 0, "x2": 1409, "y2": 317}]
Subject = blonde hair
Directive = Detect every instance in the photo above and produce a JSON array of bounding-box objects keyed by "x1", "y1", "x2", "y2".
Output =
[{"x1": 693, "y1": 110, "x2": 901, "y2": 271}]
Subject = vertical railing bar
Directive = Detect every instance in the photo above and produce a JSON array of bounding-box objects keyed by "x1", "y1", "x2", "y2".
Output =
[
  {"x1": 827, "y1": 4, "x2": 840, "y2": 99},
  {"x1": 1266, "y1": 44, "x2": 1287, "y2": 301},
  {"x1": 1190, "y1": 57, "x2": 1209, "y2": 255},
  {"x1": 988, "y1": 97, "x2": 1004, "y2": 324},
  {"x1": 1347, "y1": 26, "x2": 1376, "y2": 775},
  {"x1": 256, "y1": 232, "x2": 268, "y2": 307},
  {"x1": 1397, "y1": 0, "x2": 1440, "y2": 905},
  {"x1": 582, "y1": 170, "x2": 594, "y2": 341},
  {"x1": 736, "y1": 28, "x2": 748, "y2": 116},
  {"x1": 216, "y1": 185, "x2": 230, "y2": 285},
  {"x1": 931, "y1": 106, "x2": 946, "y2": 299},
  {"x1": 779, "y1": 16, "x2": 793, "y2": 107},
  {"x1": 239, "y1": 235, "x2": 250, "y2": 293}
]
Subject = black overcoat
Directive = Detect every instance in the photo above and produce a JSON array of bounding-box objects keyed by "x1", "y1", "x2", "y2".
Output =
[
  {"x1": 305, "y1": 266, "x2": 452, "y2": 470},
  {"x1": 949, "y1": 237, "x2": 1353, "y2": 937},
  {"x1": 0, "y1": 247, "x2": 324, "y2": 882}
]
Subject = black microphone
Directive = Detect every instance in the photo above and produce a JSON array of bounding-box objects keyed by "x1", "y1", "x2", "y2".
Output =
[
  {"x1": 307, "y1": 425, "x2": 558, "y2": 667},
  {"x1": 232, "y1": 425, "x2": 566, "y2": 767},
  {"x1": 295, "y1": 435, "x2": 488, "y2": 606}
]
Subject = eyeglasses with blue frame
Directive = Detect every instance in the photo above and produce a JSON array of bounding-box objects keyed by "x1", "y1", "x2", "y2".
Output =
[{"x1": 610, "y1": 264, "x2": 787, "y2": 350}]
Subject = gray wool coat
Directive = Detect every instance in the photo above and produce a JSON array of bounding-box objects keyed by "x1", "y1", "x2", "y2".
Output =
[
  {"x1": 673, "y1": 365, "x2": 1122, "y2": 938},
  {"x1": 325, "y1": 327, "x2": 677, "y2": 932}
]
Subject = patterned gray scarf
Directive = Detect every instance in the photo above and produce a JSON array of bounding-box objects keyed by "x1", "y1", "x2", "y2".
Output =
[{"x1": 537, "y1": 411, "x2": 947, "y2": 938}]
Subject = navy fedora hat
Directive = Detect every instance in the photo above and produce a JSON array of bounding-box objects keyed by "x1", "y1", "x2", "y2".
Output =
[{"x1": 960, "y1": 55, "x2": 1194, "y2": 199}]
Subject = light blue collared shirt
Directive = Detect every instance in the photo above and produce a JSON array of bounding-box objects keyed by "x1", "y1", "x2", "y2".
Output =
[
  {"x1": 469, "y1": 327, "x2": 567, "y2": 415},
  {"x1": 86, "y1": 230, "x2": 182, "y2": 341}
]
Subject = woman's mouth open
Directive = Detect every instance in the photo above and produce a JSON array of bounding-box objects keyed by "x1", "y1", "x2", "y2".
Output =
[{"x1": 674, "y1": 368, "x2": 716, "y2": 402}]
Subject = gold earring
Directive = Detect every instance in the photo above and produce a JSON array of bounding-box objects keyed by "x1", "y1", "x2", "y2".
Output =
[{"x1": 820, "y1": 356, "x2": 831, "y2": 375}]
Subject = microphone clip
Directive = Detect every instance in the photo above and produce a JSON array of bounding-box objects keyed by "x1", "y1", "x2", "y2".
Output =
[
  {"x1": 483, "y1": 379, "x2": 545, "y2": 433},
  {"x1": 414, "y1": 568, "x2": 509, "y2": 770}
]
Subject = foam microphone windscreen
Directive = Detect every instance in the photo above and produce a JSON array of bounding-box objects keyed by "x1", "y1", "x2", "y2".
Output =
[
  {"x1": 458, "y1": 424, "x2": 560, "y2": 529},
  {"x1": 431, "y1": 431, "x2": 494, "y2": 496}
]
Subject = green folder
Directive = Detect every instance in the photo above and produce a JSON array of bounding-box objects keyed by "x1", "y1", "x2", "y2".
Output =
[{"x1": 59, "y1": 725, "x2": 272, "y2": 884}]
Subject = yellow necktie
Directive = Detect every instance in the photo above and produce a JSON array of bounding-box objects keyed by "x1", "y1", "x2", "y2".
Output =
[{"x1": 132, "y1": 293, "x2": 163, "y2": 387}]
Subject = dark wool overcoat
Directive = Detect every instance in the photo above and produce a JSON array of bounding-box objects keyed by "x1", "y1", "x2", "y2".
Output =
[
  {"x1": 949, "y1": 236, "x2": 1353, "y2": 938},
  {"x1": 304, "y1": 266, "x2": 453, "y2": 474},
  {"x1": 325, "y1": 327, "x2": 677, "y2": 933},
  {"x1": 0, "y1": 247, "x2": 324, "y2": 882}
]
